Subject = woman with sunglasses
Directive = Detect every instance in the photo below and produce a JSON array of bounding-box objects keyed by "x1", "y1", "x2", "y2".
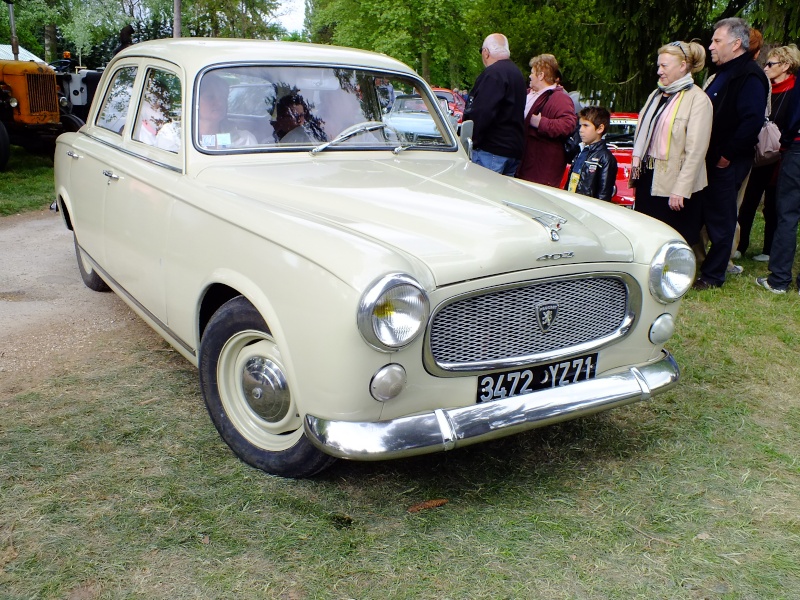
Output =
[
  {"x1": 630, "y1": 41, "x2": 712, "y2": 246},
  {"x1": 737, "y1": 44, "x2": 800, "y2": 262}
]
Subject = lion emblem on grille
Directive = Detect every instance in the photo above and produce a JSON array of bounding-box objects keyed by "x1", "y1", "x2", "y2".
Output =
[{"x1": 536, "y1": 303, "x2": 559, "y2": 332}]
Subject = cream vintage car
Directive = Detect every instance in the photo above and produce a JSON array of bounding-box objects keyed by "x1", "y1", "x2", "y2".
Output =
[{"x1": 54, "y1": 39, "x2": 695, "y2": 478}]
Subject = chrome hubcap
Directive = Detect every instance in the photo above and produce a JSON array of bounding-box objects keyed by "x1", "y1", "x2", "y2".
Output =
[{"x1": 240, "y1": 356, "x2": 291, "y2": 423}]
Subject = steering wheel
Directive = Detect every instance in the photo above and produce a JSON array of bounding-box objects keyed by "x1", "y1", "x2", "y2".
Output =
[{"x1": 49, "y1": 59, "x2": 74, "y2": 73}]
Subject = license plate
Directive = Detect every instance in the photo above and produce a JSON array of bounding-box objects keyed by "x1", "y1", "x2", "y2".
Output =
[{"x1": 476, "y1": 353, "x2": 598, "y2": 403}]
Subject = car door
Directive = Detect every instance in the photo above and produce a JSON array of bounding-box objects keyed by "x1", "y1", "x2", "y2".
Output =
[
  {"x1": 65, "y1": 64, "x2": 139, "y2": 270},
  {"x1": 101, "y1": 62, "x2": 184, "y2": 324}
]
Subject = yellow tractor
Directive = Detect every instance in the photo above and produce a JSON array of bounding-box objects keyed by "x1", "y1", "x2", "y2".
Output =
[{"x1": 1, "y1": 0, "x2": 83, "y2": 169}]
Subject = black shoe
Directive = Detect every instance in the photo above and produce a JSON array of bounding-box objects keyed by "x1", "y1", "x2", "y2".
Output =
[{"x1": 692, "y1": 278, "x2": 721, "y2": 290}]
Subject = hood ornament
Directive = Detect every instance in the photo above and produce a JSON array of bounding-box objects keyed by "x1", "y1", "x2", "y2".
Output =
[{"x1": 503, "y1": 201, "x2": 567, "y2": 241}]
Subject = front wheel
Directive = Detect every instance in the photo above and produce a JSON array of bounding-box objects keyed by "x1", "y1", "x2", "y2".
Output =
[{"x1": 199, "y1": 296, "x2": 336, "y2": 478}]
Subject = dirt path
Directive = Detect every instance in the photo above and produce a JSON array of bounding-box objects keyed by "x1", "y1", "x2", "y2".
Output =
[{"x1": 0, "y1": 210, "x2": 144, "y2": 397}]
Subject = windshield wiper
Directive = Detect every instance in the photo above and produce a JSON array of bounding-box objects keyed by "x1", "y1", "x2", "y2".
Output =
[{"x1": 310, "y1": 122, "x2": 388, "y2": 155}]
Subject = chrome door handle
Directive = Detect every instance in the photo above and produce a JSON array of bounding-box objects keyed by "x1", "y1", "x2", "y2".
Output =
[
  {"x1": 102, "y1": 170, "x2": 119, "y2": 181},
  {"x1": 66, "y1": 150, "x2": 81, "y2": 159}
]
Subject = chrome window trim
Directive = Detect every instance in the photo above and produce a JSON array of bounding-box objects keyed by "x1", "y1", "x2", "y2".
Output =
[
  {"x1": 192, "y1": 63, "x2": 458, "y2": 155},
  {"x1": 81, "y1": 131, "x2": 183, "y2": 173},
  {"x1": 422, "y1": 272, "x2": 641, "y2": 377}
]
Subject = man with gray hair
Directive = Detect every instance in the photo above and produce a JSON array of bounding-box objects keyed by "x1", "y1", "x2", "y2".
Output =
[
  {"x1": 694, "y1": 17, "x2": 769, "y2": 289},
  {"x1": 462, "y1": 33, "x2": 526, "y2": 175}
]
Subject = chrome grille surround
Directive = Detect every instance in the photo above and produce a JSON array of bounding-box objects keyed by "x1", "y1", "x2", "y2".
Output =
[{"x1": 423, "y1": 272, "x2": 640, "y2": 376}]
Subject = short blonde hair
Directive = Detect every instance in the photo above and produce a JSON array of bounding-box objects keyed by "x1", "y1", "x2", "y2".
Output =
[
  {"x1": 657, "y1": 41, "x2": 706, "y2": 74},
  {"x1": 529, "y1": 54, "x2": 561, "y2": 85},
  {"x1": 767, "y1": 44, "x2": 800, "y2": 75}
]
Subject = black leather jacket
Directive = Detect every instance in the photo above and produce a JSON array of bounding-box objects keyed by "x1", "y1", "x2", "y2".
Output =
[{"x1": 565, "y1": 140, "x2": 617, "y2": 201}]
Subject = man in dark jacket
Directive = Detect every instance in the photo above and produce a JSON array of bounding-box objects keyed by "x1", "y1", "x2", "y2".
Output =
[
  {"x1": 756, "y1": 84, "x2": 800, "y2": 293},
  {"x1": 694, "y1": 18, "x2": 769, "y2": 289},
  {"x1": 463, "y1": 33, "x2": 527, "y2": 176}
]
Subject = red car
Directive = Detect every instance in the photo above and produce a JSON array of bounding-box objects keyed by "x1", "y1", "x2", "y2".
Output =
[
  {"x1": 431, "y1": 87, "x2": 465, "y2": 123},
  {"x1": 561, "y1": 112, "x2": 637, "y2": 208}
]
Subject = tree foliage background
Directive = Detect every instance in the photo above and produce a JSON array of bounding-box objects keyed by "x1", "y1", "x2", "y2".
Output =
[{"x1": 2, "y1": 0, "x2": 799, "y2": 110}]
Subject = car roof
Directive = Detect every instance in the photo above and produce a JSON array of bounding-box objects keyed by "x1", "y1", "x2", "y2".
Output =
[{"x1": 112, "y1": 38, "x2": 416, "y2": 76}]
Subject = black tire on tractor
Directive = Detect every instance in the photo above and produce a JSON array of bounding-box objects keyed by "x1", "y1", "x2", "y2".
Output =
[
  {"x1": 199, "y1": 296, "x2": 337, "y2": 478},
  {"x1": 60, "y1": 113, "x2": 85, "y2": 133},
  {"x1": 0, "y1": 122, "x2": 10, "y2": 171}
]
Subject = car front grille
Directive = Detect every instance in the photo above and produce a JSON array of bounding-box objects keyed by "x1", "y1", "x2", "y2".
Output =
[
  {"x1": 425, "y1": 275, "x2": 633, "y2": 375},
  {"x1": 26, "y1": 73, "x2": 59, "y2": 114}
]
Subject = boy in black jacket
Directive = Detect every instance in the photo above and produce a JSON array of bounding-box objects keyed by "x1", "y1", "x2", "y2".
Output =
[{"x1": 565, "y1": 106, "x2": 617, "y2": 201}]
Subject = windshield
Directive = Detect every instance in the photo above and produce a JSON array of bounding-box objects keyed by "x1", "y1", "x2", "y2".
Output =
[
  {"x1": 194, "y1": 66, "x2": 457, "y2": 153},
  {"x1": 605, "y1": 118, "x2": 637, "y2": 148}
]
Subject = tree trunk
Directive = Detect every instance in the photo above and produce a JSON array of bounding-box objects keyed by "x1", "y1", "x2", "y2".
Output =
[
  {"x1": 420, "y1": 49, "x2": 430, "y2": 83},
  {"x1": 44, "y1": 24, "x2": 57, "y2": 63}
]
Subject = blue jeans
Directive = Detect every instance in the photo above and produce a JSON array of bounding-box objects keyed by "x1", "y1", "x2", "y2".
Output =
[
  {"x1": 767, "y1": 144, "x2": 800, "y2": 290},
  {"x1": 471, "y1": 148, "x2": 521, "y2": 176},
  {"x1": 699, "y1": 157, "x2": 752, "y2": 285}
]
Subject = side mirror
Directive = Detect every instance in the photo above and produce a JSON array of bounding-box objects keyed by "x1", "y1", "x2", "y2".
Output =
[{"x1": 459, "y1": 119, "x2": 473, "y2": 157}]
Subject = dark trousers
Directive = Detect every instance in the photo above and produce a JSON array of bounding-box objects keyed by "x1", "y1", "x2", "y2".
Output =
[
  {"x1": 767, "y1": 144, "x2": 800, "y2": 289},
  {"x1": 700, "y1": 158, "x2": 752, "y2": 285},
  {"x1": 738, "y1": 162, "x2": 779, "y2": 255}
]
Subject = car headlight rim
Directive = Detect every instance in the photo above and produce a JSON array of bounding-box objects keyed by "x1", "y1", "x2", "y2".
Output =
[
  {"x1": 649, "y1": 241, "x2": 696, "y2": 303},
  {"x1": 358, "y1": 273, "x2": 430, "y2": 352}
]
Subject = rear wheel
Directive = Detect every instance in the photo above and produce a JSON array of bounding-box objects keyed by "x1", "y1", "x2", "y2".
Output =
[
  {"x1": 73, "y1": 234, "x2": 110, "y2": 292},
  {"x1": 199, "y1": 296, "x2": 336, "y2": 478}
]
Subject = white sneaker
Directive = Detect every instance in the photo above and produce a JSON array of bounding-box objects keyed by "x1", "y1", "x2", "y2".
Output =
[
  {"x1": 753, "y1": 254, "x2": 769, "y2": 262},
  {"x1": 733, "y1": 250, "x2": 741, "y2": 259},
  {"x1": 756, "y1": 277, "x2": 787, "y2": 294},
  {"x1": 727, "y1": 264, "x2": 744, "y2": 275}
]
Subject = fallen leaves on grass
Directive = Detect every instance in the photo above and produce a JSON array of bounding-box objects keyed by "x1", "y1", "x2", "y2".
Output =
[{"x1": 407, "y1": 498, "x2": 448, "y2": 513}]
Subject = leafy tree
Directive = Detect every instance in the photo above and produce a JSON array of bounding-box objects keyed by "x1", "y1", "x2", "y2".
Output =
[
  {"x1": 749, "y1": 0, "x2": 800, "y2": 45},
  {"x1": 183, "y1": 0, "x2": 285, "y2": 38},
  {"x1": 463, "y1": 0, "x2": 599, "y2": 99},
  {"x1": 1, "y1": 0, "x2": 60, "y2": 57},
  {"x1": 309, "y1": 0, "x2": 468, "y2": 84},
  {"x1": 5, "y1": 0, "x2": 799, "y2": 110}
]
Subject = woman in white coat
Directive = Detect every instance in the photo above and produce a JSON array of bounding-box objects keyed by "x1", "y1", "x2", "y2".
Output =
[{"x1": 631, "y1": 41, "x2": 713, "y2": 245}]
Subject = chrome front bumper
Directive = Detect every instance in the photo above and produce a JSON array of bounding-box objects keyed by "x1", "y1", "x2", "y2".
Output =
[{"x1": 304, "y1": 351, "x2": 680, "y2": 461}]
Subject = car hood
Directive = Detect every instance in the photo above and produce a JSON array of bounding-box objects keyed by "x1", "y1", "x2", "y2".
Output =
[{"x1": 195, "y1": 155, "x2": 636, "y2": 286}]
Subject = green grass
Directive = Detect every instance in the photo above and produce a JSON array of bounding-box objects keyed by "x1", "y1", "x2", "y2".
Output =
[
  {"x1": 2, "y1": 165, "x2": 800, "y2": 598},
  {"x1": 0, "y1": 146, "x2": 56, "y2": 215}
]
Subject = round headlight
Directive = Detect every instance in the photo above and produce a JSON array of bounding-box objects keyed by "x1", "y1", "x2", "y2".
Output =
[
  {"x1": 358, "y1": 273, "x2": 430, "y2": 351},
  {"x1": 649, "y1": 241, "x2": 696, "y2": 303}
]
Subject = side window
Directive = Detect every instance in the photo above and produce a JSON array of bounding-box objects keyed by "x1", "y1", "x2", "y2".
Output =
[
  {"x1": 96, "y1": 66, "x2": 138, "y2": 134},
  {"x1": 133, "y1": 68, "x2": 183, "y2": 153}
]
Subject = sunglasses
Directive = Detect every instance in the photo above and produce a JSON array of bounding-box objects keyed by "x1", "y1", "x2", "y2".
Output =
[
  {"x1": 765, "y1": 61, "x2": 784, "y2": 68},
  {"x1": 669, "y1": 41, "x2": 688, "y2": 60}
]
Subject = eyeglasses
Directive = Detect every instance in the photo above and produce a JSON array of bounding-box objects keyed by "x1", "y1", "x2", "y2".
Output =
[
  {"x1": 765, "y1": 61, "x2": 784, "y2": 68},
  {"x1": 669, "y1": 41, "x2": 688, "y2": 60}
]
